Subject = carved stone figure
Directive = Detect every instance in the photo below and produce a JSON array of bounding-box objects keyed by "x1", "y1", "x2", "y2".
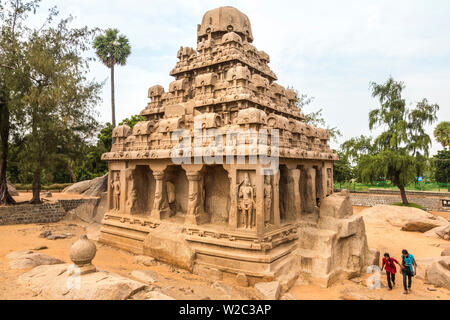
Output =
[
  {"x1": 264, "y1": 175, "x2": 272, "y2": 224},
  {"x1": 111, "y1": 172, "x2": 121, "y2": 211},
  {"x1": 238, "y1": 173, "x2": 255, "y2": 229}
]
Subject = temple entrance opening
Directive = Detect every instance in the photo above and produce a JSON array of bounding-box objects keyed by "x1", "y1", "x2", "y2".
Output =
[
  {"x1": 131, "y1": 165, "x2": 155, "y2": 214},
  {"x1": 203, "y1": 165, "x2": 230, "y2": 224}
]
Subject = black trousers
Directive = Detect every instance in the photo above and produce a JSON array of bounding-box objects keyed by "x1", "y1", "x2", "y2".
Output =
[
  {"x1": 386, "y1": 272, "x2": 396, "y2": 289},
  {"x1": 402, "y1": 268, "x2": 412, "y2": 291}
]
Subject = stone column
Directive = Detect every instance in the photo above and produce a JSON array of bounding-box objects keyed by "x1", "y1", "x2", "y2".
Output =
[
  {"x1": 185, "y1": 171, "x2": 202, "y2": 225},
  {"x1": 255, "y1": 170, "x2": 264, "y2": 237},
  {"x1": 304, "y1": 167, "x2": 316, "y2": 213},
  {"x1": 273, "y1": 169, "x2": 280, "y2": 227},
  {"x1": 224, "y1": 166, "x2": 238, "y2": 229},
  {"x1": 288, "y1": 168, "x2": 301, "y2": 219},
  {"x1": 321, "y1": 165, "x2": 328, "y2": 198},
  {"x1": 150, "y1": 171, "x2": 165, "y2": 220},
  {"x1": 119, "y1": 169, "x2": 128, "y2": 213}
]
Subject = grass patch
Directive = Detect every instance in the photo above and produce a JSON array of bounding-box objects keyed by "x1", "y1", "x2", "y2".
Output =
[{"x1": 392, "y1": 202, "x2": 424, "y2": 209}]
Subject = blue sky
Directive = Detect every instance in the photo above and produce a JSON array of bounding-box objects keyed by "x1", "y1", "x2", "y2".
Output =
[{"x1": 31, "y1": 0, "x2": 450, "y2": 154}]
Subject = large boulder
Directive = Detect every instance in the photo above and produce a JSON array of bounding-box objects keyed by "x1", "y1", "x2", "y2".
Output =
[
  {"x1": 82, "y1": 174, "x2": 108, "y2": 197},
  {"x1": 360, "y1": 205, "x2": 449, "y2": 232},
  {"x1": 63, "y1": 179, "x2": 92, "y2": 194},
  {"x1": 18, "y1": 264, "x2": 147, "y2": 300},
  {"x1": 7, "y1": 181, "x2": 19, "y2": 196},
  {"x1": 7, "y1": 250, "x2": 64, "y2": 270},
  {"x1": 424, "y1": 225, "x2": 450, "y2": 240},
  {"x1": 426, "y1": 259, "x2": 450, "y2": 290},
  {"x1": 143, "y1": 224, "x2": 195, "y2": 271},
  {"x1": 62, "y1": 174, "x2": 108, "y2": 197},
  {"x1": 65, "y1": 193, "x2": 107, "y2": 225}
]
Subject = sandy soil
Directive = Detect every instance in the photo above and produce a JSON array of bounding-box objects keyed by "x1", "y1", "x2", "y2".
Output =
[{"x1": 0, "y1": 205, "x2": 449, "y2": 300}]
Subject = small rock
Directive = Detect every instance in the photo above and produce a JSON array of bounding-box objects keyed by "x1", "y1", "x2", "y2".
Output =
[
  {"x1": 43, "y1": 191, "x2": 52, "y2": 197},
  {"x1": 133, "y1": 255, "x2": 157, "y2": 267},
  {"x1": 236, "y1": 273, "x2": 249, "y2": 287},
  {"x1": 31, "y1": 246, "x2": 48, "y2": 251},
  {"x1": 427, "y1": 287, "x2": 437, "y2": 291},
  {"x1": 47, "y1": 233, "x2": 72, "y2": 240},
  {"x1": 254, "y1": 281, "x2": 281, "y2": 300},
  {"x1": 131, "y1": 270, "x2": 159, "y2": 284},
  {"x1": 40, "y1": 231, "x2": 52, "y2": 238}
]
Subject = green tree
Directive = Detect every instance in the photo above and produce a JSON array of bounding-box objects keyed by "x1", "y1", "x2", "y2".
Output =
[
  {"x1": 359, "y1": 77, "x2": 439, "y2": 204},
  {"x1": 339, "y1": 135, "x2": 378, "y2": 182},
  {"x1": 12, "y1": 12, "x2": 102, "y2": 204},
  {"x1": 0, "y1": 0, "x2": 40, "y2": 204},
  {"x1": 333, "y1": 150, "x2": 353, "y2": 183},
  {"x1": 93, "y1": 29, "x2": 131, "y2": 127},
  {"x1": 433, "y1": 150, "x2": 450, "y2": 184},
  {"x1": 434, "y1": 121, "x2": 450, "y2": 150},
  {"x1": 119, "y1": 114, "x2": 146, "y2": 129},
  {"x1": 289, "y1": 88, "x2": 342, "y2": 141}
]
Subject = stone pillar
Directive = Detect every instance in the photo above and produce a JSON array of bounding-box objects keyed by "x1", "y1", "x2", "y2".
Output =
[
  {"x1": 150, "y1": 171, "x2": 165, "y2": 220},
  {"x1": 288, "y1": 168, "x2": 301, "y2": 219},
  {"x1": 185, "y1": 171, "x2": 202, "y2": 225},
  {"x1": 321, "y1": 165, "x2": 328, "y2": 199},
  {"x1": 225, "y1": 166, "x2": 238, "y2": 230},
  {"x1": 119, "y1": 169, "x2": 128, "y2": 213},
  {"x1": 273, "y1": 169, "x2": 280, "y2": 227},
  {"x1": 304, "y1": 167, "x2": 316, "y2": 213},
  {"x1": 255, "y1": 170, "x2": 264, "y2": 237}
]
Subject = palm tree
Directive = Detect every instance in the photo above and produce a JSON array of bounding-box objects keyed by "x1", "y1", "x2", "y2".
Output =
[
  {"x1": 434, "y1": 121, "x2": 450, "y2": 150},
  {"x1": 93, "y1": 29, "x2": 131, "y2": 127}
]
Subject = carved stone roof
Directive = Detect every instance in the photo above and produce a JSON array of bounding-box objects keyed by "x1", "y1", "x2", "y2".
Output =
[
  {"x1": 198, "y1": 6, "x2": 253, "y2": 43},
  {"x1": 102, "y1": 7, "x2": 338, "y2": 163}
]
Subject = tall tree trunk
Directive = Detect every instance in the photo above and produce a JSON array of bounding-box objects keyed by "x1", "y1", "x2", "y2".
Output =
[
  {"x1": 29, "y1": 169, "x2": 41, "y2": 204},
  {"x1": 0, "y1": 98, "x2": 15, "y2": 205},
  {"x1": 67, "y1": 160, "x2": 77, "y2": 183},
  {"x1": 110, "y1": 64, "x2": 116, "y2": 127},
  {"x1": 399, "y1": 185, "x2": 409, "y2": 205}
]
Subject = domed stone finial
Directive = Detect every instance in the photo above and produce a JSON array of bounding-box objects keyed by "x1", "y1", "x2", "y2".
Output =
[
  {"x1": 198, "y1": 6, "x2": 253, "y2": 43},
  {"x1": 70, "y1": 234, "x2": 97, "y2": 274}
]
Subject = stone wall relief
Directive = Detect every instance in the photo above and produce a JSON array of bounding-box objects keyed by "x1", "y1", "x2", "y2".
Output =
[
  {"x1": 237, "y1": 171, "x2": 256, "y2": 230},
  {"x1": 111, "y1": 171, "x2": 121, "y2": 211},
  {"x1": 263, "y1": 175, "x2": 273, "y2": 225}
]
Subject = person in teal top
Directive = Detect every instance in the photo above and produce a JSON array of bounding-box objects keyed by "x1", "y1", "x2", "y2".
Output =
[{"x1": 401, "y1": 249, "x2": 417, "y2": 295}]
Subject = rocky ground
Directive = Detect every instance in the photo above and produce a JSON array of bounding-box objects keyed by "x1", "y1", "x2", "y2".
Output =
[{"x1": 0, "y1": 205, "x2": 449, "y2": 300}]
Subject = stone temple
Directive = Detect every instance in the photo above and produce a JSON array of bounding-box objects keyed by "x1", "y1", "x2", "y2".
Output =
[{"x1": 100, "y1": 6, "x2": 375, "y2": 289}]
